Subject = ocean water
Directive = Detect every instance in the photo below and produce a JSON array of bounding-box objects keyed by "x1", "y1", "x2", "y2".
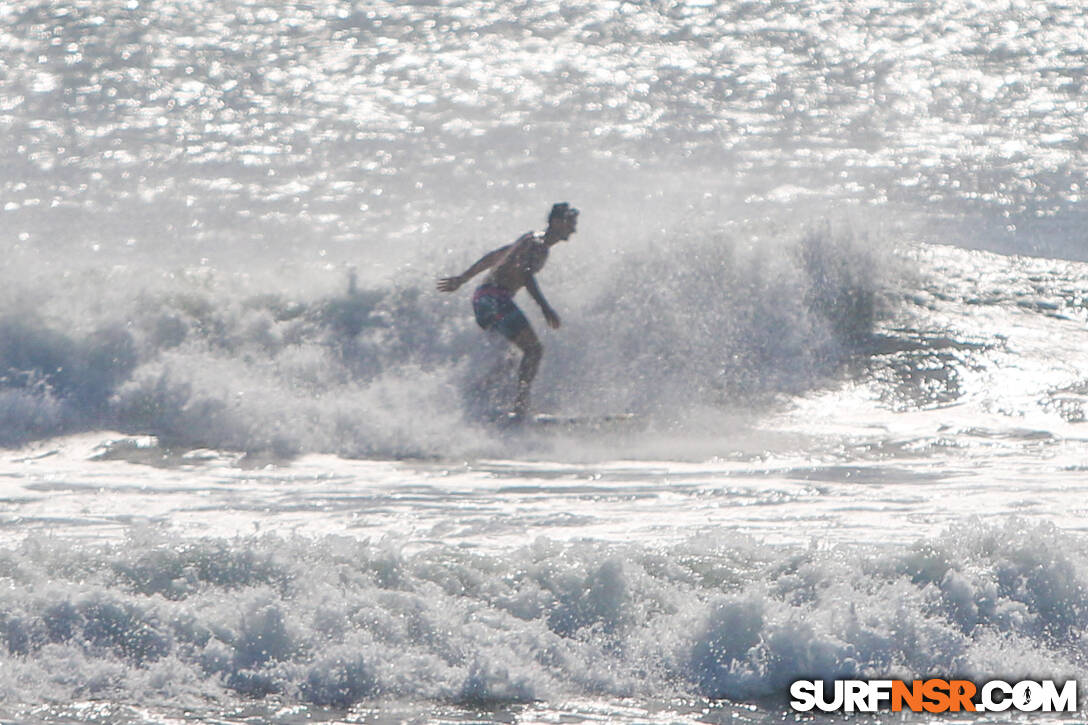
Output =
[{"x1": 1, "y1": 0, "x2": 1087, "y2": 722}]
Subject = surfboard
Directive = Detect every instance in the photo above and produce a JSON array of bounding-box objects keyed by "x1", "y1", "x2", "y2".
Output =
[
  {"x1": 481, "y1": 409, "x2": 641, "y2": 431},
  {"x1": 531, "y1": 413, "x2": 640, "y2": 427}
]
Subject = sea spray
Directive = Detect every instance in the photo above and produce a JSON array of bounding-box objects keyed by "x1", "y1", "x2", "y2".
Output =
[{"x1": 0, "y1": 222, "x2": 891, "y2": 456}]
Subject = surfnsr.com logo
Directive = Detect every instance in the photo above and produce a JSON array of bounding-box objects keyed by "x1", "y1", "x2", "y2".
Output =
[{"x1": 790, "y1": 679, "x2": 1078, "y2": 713}]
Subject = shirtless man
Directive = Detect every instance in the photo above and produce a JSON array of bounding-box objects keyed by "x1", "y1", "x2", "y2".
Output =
[{"x1": 438, "y1": 202, "x2": 579, "y2": 420}]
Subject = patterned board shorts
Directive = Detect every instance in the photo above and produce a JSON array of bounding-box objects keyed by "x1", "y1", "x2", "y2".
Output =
[{"x1": 472, "y1": 285, "x2": 529, "y2": 340}]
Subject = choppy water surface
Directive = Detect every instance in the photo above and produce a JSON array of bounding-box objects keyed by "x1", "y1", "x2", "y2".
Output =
[
  {"x1": 4, "y1": 0, "x2": 1086, "y2": 268},
  {"x1": 1, "y1": 0, "x2": 1087, "y2": 722}
]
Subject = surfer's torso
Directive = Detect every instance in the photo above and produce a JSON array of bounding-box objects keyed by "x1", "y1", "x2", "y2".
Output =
[{"x1": 482, "y1": 232, "x2": 549, "y2": 293}]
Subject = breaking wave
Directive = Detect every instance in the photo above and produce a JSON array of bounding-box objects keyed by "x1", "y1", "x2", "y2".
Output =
[
  {"x1": 0, "y1": 222, "x2": 888, "y2": 457},
  {"x1": 0, "y1": 519, "x2": 1083, "y2": 711}
]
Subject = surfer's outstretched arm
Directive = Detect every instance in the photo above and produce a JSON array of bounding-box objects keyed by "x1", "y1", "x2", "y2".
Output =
[
  {"x1": 437, "y1": 245, "x2": 511, "y2": 292},
  {"x1": 526, "y1": 275, "x2": 560, "y2": 329}
]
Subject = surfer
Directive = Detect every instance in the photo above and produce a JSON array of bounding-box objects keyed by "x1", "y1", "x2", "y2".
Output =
[{"x1": 437, "y1": 202, "x2": 579, "y2": 420}]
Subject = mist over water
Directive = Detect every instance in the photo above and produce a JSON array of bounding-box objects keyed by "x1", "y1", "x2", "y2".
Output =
[{"x1": 2, "y1": 0, "x2": 1088, "y2": 722}]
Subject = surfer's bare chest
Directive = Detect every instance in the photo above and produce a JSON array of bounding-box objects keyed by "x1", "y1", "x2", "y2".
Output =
[{"x1": 489, "y1": 239, "x2": 549, "y2": 288}]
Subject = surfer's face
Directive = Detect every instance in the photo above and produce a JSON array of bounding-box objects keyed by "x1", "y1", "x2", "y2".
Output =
[{"x1": 549, "y1": 213, "x2": 577, "y2": 240}]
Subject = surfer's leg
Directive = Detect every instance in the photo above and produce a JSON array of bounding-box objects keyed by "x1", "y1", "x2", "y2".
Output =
[
  {"x1": 475, "y1": 292, "x2": 536, "y2": 417},
  {"x1": 510, "y1": 326, "x2": 542, "y2": 418}
]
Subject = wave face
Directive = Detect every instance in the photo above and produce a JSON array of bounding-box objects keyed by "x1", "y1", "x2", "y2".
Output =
[{"x1": 0, "y1": 520, "x2": 1084, "y2": 713}]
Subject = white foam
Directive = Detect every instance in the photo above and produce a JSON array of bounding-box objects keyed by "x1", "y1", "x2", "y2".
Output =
[{"x1": 0, "y1": 520, "x2": 1083, "y2": 713}]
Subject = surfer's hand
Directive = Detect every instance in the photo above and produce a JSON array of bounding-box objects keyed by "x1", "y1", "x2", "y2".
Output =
[
  {"x1": 543, "y1": 307, "x2": 561, "y2": 329},
  {"x1": 437, "y1": 275, "x2": 463, "y2": 292}
]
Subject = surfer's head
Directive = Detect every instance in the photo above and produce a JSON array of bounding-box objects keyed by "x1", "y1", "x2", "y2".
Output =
[{"x1": 546, "y1": 202, "x2": 578, "y2": 241}]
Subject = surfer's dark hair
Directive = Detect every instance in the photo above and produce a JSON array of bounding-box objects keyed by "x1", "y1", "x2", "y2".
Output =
[{"x1": 548, "y1": 202, "x2": 578, "y2": 225}]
